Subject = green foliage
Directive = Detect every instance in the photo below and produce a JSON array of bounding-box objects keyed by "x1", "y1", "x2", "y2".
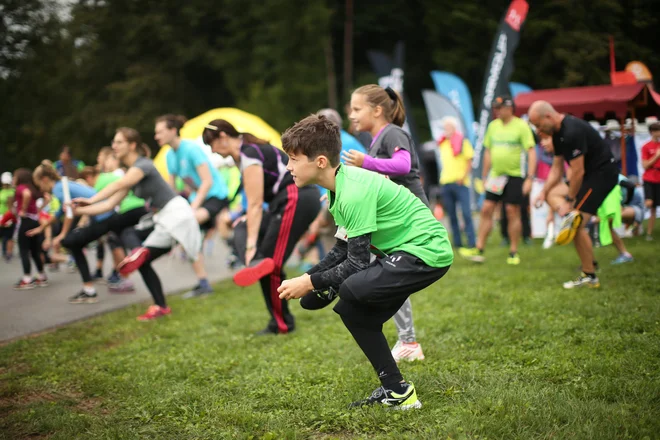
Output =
[
  {"x1": 1, "y1": 234, "x2": 659, "y2": 438},
  {"x1": 1, "y1": 0, "x2": 659, "y2": 171}
]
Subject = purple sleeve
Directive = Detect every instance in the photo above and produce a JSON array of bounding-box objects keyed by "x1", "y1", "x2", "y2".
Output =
[{"x1": 361, "y1": 149, "x2": 411, "y2": 176}]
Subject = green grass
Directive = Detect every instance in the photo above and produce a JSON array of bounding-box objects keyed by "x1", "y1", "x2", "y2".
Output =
[{"x1": 1, "y1": 234, "x2": 660, "y2": 439}]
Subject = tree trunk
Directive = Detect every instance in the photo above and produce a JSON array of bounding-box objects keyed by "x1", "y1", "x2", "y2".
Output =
[
  {"x1": 324, "y1": 36, "x2": 338, "y2": 110},
  {"x1": 343, "y1": 0, "x2": 354, "y2": 101}
]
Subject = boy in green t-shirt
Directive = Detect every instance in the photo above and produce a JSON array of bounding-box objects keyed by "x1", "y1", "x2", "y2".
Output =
[{"x1": 278, "y1": 115, "x2": 453, "y2": 410}]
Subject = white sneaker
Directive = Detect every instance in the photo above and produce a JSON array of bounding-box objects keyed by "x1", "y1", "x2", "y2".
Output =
[
  {"x1": 563, "y1": 272, "x2": 600, "y2": 289},
  {"x1": 543, "y1": 223, "x2": 555, "y2": 249},
  {"x1": 391, "y1": 340, "x2": 425, "y2": 362}
]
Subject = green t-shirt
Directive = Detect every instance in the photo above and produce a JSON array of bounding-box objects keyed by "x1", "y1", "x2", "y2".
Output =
[
  {"x1": 484, "y1": 117, "x2": 535, "y2": 177},
  {"x1": 328, "y1": 166, "x2": 453, "y2": 268},
  {"x1": 0, "y1": 188, "x2": 15, "y2": 215},
  {"x1": 95, "y1": 173, "x2": 145, "y2": 214}
]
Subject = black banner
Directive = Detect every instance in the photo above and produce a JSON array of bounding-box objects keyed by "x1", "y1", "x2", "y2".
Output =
[
  {"x1": 473, "y1": 0, "x2": 529, "y2": 173},
  {"x1": 366, "y1": 41, "x2": 421, "y2": 147}
]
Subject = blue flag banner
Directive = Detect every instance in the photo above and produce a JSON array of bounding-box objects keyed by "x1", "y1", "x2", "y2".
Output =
[{"x1": 431, "y1": 71, "x2": 476, "y2": 146}]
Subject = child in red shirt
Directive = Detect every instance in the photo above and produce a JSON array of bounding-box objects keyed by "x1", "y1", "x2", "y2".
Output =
[{"x1": 641, "y1": 122, "x2": 660, "y2": 240}]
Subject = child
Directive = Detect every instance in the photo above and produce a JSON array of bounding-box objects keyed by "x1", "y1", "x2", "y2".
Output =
[
  {"x1": 342, "y1": 84, "x2": 429, "y2": 362},
  {"x1": 641, "y1": 122, "x2": 660, "y2": 240},
  {"x1": 278, "y1": 115, "x2": 453, "y2": 409}
]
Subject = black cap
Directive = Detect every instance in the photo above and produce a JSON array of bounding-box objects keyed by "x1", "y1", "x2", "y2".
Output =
[{"x1": 492, "y1": 95, "x2": 514, "y2": 108}]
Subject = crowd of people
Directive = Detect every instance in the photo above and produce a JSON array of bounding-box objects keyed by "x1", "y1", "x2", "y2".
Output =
[{"x1": 1, "y1": 84, "x2": 658, "y2": 410}]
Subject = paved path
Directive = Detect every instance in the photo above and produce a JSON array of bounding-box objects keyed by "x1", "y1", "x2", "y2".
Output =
[{"x1": 0, "y1": 239, "x2": 233, "y2": 342}]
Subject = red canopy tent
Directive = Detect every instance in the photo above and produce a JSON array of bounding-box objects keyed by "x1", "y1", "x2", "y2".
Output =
[{"x1": 514, "y1": 83, "x2": 660, "y2": 174}]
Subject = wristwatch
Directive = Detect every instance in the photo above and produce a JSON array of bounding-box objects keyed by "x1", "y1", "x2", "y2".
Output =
[{"x1": 246, "y1": 243, "x2": 257, "y2": 251}]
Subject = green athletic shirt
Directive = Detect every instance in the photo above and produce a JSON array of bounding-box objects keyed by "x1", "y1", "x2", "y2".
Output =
[
  {"x1": 94, "y1": 173, "x2": 145, "y2": 214},
  {"x1": 484, "y1": 116, "x2": 535, "y2": 177},
  {"x1": 328, "y1": 166, "x2": 453, "y2": 268},
  {"x1": 0, "y1": 188, "x2": 15, "y2": 215}
]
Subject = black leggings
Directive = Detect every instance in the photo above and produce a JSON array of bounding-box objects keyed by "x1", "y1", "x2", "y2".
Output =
[
  {"x1": 1, "y1": 224, "x2": 14, "y2": 256},
  {"x1": 61, "y1": 208, "x2": 147, "y2": 284},
  {"x1": 17, "y1": 217, "x2": 44, "y2": 276},
  {"x1": 120, "y1": 225, "x2": 170, "y2": 308}
]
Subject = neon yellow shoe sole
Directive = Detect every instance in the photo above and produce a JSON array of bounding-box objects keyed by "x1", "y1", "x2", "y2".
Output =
[{"x1": 555, "y1": 211, "x2": 583, "y2": 246}]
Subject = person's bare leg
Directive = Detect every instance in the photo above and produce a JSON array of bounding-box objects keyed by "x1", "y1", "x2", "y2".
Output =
[
  {"x1": 574, "y1": 212, "x2": 595, "y2": 273},
  {"x1": 646, "y1": 201, "x2": 656, "y2": 236},
  {"x1": 476, "y1": 200, "x2": 496, "y2": 251},
  {"x1": 609, "y1": 219, "x2": 628, "y2": 255},
  {"x1": 505, "y1": 204, "x2": 521, "y2": 254}
]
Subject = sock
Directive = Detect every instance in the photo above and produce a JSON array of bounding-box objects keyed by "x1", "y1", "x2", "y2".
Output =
[
  {"x1": 38, "y1": 273, "x2": 47, "y2": 280},
  {"x1": 95, "y1": 269, "x2": 103, "y2": 277},
  {"x1": 22, "y1": 275, "x2": 32, "y2": 283},
  {"x1": 387, "y1": 381, "x2": 409, "y2": 394},
  {"x1": 509, "y1": 251, "x2": 517, "y2": 258},
  {"x1": 583, "y1": 271, "x2": 596, "y2": 279},
  {"x1": 478, "y1": 248, "x2": 484, "y2": 255},
  {"x1": 83, "y1": 285, "x2": 96, "y2": 295},
  {"x1": 199, "y1": 278, "x2": 210, "y2": 289}
]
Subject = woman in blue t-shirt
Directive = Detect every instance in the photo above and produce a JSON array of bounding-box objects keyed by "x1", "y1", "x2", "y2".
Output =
[{"x1": 156, "y1": 114, "x2": 229, "y2": 298}]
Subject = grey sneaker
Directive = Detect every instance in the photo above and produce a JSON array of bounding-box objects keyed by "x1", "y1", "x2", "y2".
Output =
[
  {"x1": 108, "y1": 278, "x2": 135, "y2": 293},
  {"x1": 182, "y1": 284, "x2": 213, "y2": 299},
  {"x1": 68, "y1": 291, "x2": 99, "y2": 304},
  {"x1": 563, "y1": 273, "x2": 600, "y2": 289}
]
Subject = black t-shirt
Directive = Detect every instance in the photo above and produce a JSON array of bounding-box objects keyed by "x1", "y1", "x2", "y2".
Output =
[
  {"x1": 239, "y1": 143, "x2": 294, "y2": 203},
  {"x1": 368, "y1": 124, "x2": 428, "y2": 205},
  {"x1": 552, "y1": 115, "x2": 615, "y2": 176}
]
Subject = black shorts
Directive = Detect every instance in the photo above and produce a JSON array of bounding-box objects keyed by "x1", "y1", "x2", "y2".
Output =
[
  {"x1": 333, "y1": 252, "x2": 450, "y2": 326},
  {"x1": 200, "y1": 197, "x2": 229, "y2": 231},
  {"x1": 643, "y1": 181, "x2": 660, "y2": 207},
  {"x1": 485, "y1": 176, "x2": 525, "y2": 205},
  {"x1": 576, "y1": 165, "x2": 619, "y2": 216}
]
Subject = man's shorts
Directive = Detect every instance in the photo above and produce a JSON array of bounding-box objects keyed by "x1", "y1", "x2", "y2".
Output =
[
  {"x1": 200, "y1": 197, "x2": 229, "y2": 231},
  {"x1": 575, "y1": 165, "x2": 619, "y2": 216},
  {"x1": 485, "y1": 176, "x2": 525, "y2": 205},
  {"x1": 643, "y1": 181, "x2": 660, "y2": 207}
]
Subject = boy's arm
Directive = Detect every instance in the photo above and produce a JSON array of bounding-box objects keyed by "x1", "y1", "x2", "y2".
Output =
[
  {"x1": 306, "y1": 239, "x2": 348, "y2": 275},
  {"x1": 308, "y1": 233, "x2": 372, "y2": 291}
]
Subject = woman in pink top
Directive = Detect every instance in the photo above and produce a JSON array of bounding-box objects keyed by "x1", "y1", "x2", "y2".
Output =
[{"x1": 13, "y1": 168, "x2": 48, "y2": 290}]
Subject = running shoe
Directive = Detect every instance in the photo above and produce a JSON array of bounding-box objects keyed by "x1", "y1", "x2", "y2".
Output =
[
  {"x1": 107, "y1": 272, "x2": 121, "y2": 285},
  {"x1": 645, "y1": 234, "x2": 653, "y2": 242},
  {"x1": 137, "y1": 305, "x2": 171, "y2": 321},
  {"x1": 555, "y1": 211, "x2": 583, "y2": 246},
  {"x1": 34, "y1": 276, "x2": 49, "y2": 287},
  {"x1": 391, "y1": 341, "x2": 425, "y2": 362},
  {"x1": 507, "y1": 253, "x2": 521, "y2": 265},
  {"x1": 611, "y1": 253, "x2": 634, "y2": 265},
  {"x1": 117, "y1": 247, "x2": 150, "y2": 276},
  {"x1": 233, "y1": 258, "x2": 275, "y2": 287},
  {"x1": 68, "y1": 291, "x2": 99, "y2": 304},
  {"x1": 563, "y1": 272, "x2": 600, "y2": 289},
  {"x1": 108, "y1": 278, "x2": 135, "y2": 293},
  {"x1": 13, "y1": 279, "x2": 36, "y2": 290},
  {"x1": 182, "y1": 283, "x2": 213, "y2": 299},
  {"x1": 458, "y1": 247, "x2": 479, "y2": 259},
  {"x1": 349, "y1": 382, "x2": 421, "y2": 410}
]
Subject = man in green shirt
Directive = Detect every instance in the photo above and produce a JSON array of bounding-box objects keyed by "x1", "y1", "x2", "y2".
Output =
[
  {"x1": 277, "y1": 114, "x2": 453, "y2": 410},
  {"x1": 469, "y1": 95, "x2": 536, "y2": 265}
]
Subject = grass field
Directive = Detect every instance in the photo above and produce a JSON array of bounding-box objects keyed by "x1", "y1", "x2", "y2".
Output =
[{"x1": 1, "y1": 234, "x2": 659, "y2": 439}]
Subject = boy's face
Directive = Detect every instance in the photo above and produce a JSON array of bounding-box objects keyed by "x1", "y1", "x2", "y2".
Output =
[
  {"x1": 286, "y1": 152, "x2": 321, "y2": 187},
  {"x1": 652, "y1": 129, "x2": 660, "y2": 140}
]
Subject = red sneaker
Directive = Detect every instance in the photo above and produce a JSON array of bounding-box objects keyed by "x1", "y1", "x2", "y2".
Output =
[
  {"x1": 137, "y1": 305, "x2": 171, "y2": 321},
  {"x1": 13, "y1": 279, "x2": 36, "y2": 290},
  {"x1": 233, "y1": 258, "x2": 276, "y2": 287},
  {"x1": 118, "y1": 247, "x2": 150, "y2": 276}
]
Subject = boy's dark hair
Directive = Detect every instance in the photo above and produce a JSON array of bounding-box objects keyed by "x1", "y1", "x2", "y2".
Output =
[
  {"x1": 281, "y1": 115, "x2": 341, "y2": 167},
  {"x1": 649, "y1": 122, "x2": 660, "y2": 133},
  {"x1": 156, "y1": 114, "x2": 187, "y2": 136}
]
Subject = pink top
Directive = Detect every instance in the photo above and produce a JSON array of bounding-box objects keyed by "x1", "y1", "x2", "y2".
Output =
[
  {"x1": 362, "y1": 149, "x2": 412, "y2": 176},
  {"x1": 15, "y1": 184, "x2": 38, "y2": 217}
]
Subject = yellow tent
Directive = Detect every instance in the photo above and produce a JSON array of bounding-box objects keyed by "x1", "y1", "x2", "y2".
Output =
[{"x1": 153, "y1": 108, "x2": 282, "y2": 181}]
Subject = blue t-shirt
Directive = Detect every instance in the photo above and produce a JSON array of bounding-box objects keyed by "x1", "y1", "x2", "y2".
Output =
[
  {"x1": 167, "y1": 140, "x2": 228, "y2": 202},
  {"x1": 317, "y1": 130, "x2": 368, "y2": 201},
  {"x1": 53, "y1": 180, "x2": 113, "y2": 222}
]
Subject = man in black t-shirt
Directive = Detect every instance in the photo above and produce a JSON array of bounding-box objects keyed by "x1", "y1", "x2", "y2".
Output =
[{"x1": 528, "y1": 101, "x2": 618, "y2": 289}]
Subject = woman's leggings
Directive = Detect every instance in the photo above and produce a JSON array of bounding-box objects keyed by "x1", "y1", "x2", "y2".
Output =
[
  {"x1": 17, "y1": 217, "x2": 44, "y2": 276},
  {"x1": 120, "y1": 225, "x2": 170, "y2": 308},
  {"x1": 61, "y1": 208, "x2": 147, "y2": 285}
]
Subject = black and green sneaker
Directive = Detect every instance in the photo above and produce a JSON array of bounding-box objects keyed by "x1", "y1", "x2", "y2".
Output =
[{"x1": 349, "y1": 382, "x2": 421, "y2": 410}]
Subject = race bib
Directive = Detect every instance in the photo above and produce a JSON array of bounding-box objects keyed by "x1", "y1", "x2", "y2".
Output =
[{"x1": 485, "y1": 175, "x2": 509, "y2": 196}]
